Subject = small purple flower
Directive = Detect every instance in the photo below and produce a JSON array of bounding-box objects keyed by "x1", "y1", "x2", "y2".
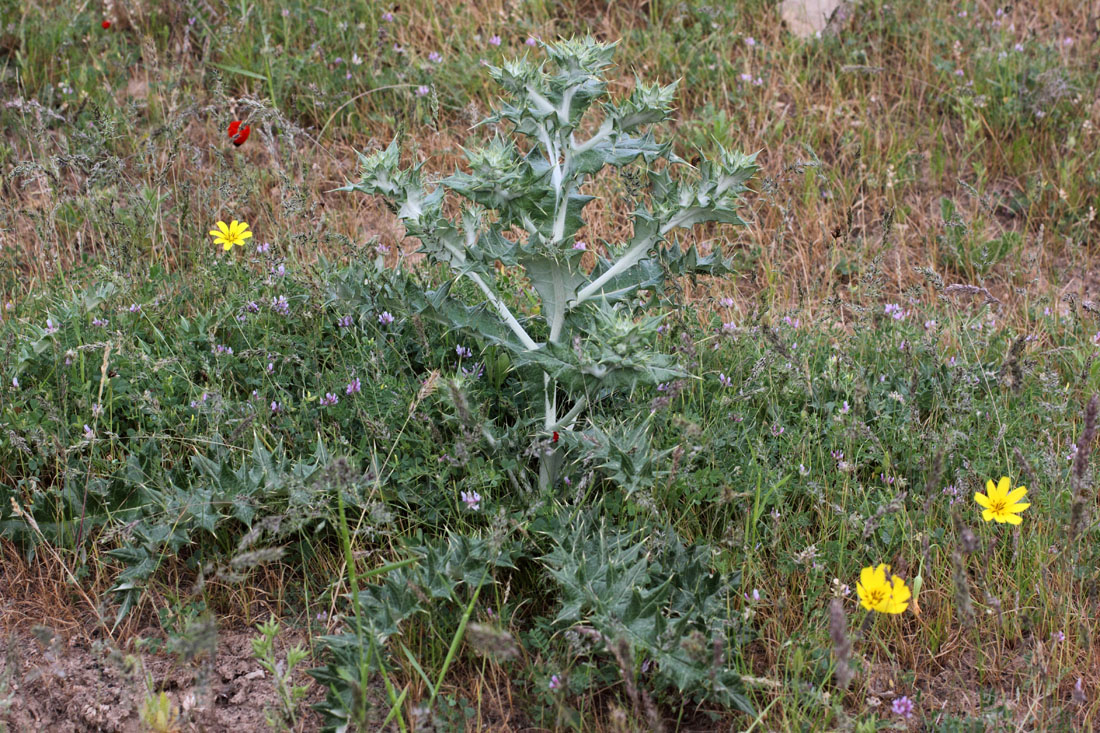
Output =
[
  {"x1": 1014, "y1": 42, "x2": 1024, "y2": 52},
  {"x1": 382, "y1": 10, "x2": 394, "y2": 21},
  {"x1": 739, "y1": 72, "x2": 752, "y2": 83},
  {"x1": 45, "y1": 318, "x2": 59, "y2": 334},
  {"x1": 213, "y1": 344, "x2": 234, "y2": 356},
  {"x1": 488, "y1": 35, "x2": 501, "y2": 47},
  {"x1": 1063, "y1": 37, "x2": 1074, "y2": 47},
  {"x1": 273, "y1": 263, "x2": 286, "y2": 277},
  {"x1": 321, "y1": 392, "x2": 339, "y2": 406},
  {"x1": 1052, "y1": 630, "x2": 1065, "y2": 643},
  {"x1": 281, "y1": 8, "x2": 290, "y2": 17},
  {"x1": 428, "y1": 51, "x2": 442, "y2": 63},
  {"x1": 840, "y1": 400, "x2": 850, "y2": 414},
  {"x1": 744, "y1": 36, "x2": 756, "y2": 47},
  {"x1": 92, "y1": 317, "x2": 108, "y2": 327},
  {"x1": 267, "y1": 362, "x2": 275, "y2": 373},
  {"x1": 722, "y1": 321, "x2": 736, "y2": 332},
  {"x1": 1092, "y1": 331, "x2": 1100, "y2": 346},
  {"x1": 129, "y1": 303, "x2": 141, "y2": 313},
  {"x1": 256, "y1": 241, "x2": 271, "y2": 254},
  {"x1": 346, "y1": 377, "x2": 361, "y2": 395},
  {"x1": 782, "y1": 315, "x2": 799, "y2": 328},
  {"x1": 376, "y1": 243, "x2": 390, "y2": 255},
  {"x1": 718, "y1": 373, "x2": 732, "y2": 388},
  {"x1": 83, "y1": 424, "x2": 94, "y2": 440},
  {"x1": 525, "y1": 36, "x2": 538, "y2": 46},
  {"x1": 246, "y1": 301, "x2": 260, "y2": 313},
  {"x1": 898, "y1": 340, "x2": 907, "y2": 351},
  {"x1": 271, "y1": 296, "x2": 290, "y2": 316},
  {"x1": 270, "y1": 401, "x2": 281, "y2": 413},
  {"x1": 462, "y1": 362, "x2": 484, "y2": 379},
  {"x1": 461, "y1": 490, "x2": 482, "y2": 510},
  {"x1": 416, "y1": 85, "x2": 430, "y2": 97},
  {"x1": 333, "y1": 56, "x2": 344, "y2": 65},
  {"x1": 549, "y1": 674, "x2": 562, "y2": 691},
  {"x1": 92, "y1": 402, "x2": 102, "y2": 417},
  {"x1": 456, "y1": 345, "x2": 473, "y2": 359},
  {"x1": 884, "y1": 303, "x2": 908, "y2": 320},
  {"x1": 337, "y1": 314, "x2": 354, "y2": 328},
  {"x1": 892, "y1": 695, "x2": 914, "y2": 719},
  {"x1": 880, "y1": 473, "x2": 895, "y2": 485},
  {"x1": 11, "y1": 377, "x2": 18, "y2": 389},
  {"x1": 770, "y1": 423, "x2": 784, "y2": 437},
  {"x1": 752, "y1": 76, "x2": 763, "y2": 86},
  {"x1": 573, "y1": 240, "x2": 587, "y2": 250},
  {"x1": 719, "y1": 297, "x2": 734, "y2": 307},
  {"x1": 378, "y1": 311, "x2": 395, "y2": 325}
]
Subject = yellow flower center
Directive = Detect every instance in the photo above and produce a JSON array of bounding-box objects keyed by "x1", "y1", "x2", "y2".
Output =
[
  {"x1": 868, "y1": 588, "x2": 886, "y2": 605},
  {"x1": 989, "y1": 498, "x2": 1007, "y2": 514}
]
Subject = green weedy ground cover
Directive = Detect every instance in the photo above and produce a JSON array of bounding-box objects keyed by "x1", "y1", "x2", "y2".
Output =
[{"x1": 1, "y1": 0, "x2": 1100, "y2": 730}]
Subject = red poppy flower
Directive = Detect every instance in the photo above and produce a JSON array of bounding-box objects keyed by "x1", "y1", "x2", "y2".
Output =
[
  {"x1": 552, "y1": 431, "x2": 559, "y2": 443},
  {"x1": 227, "y1": 120, "x2": 251, "y2": 146},
  {"x1": 101, "y1": 20, "x2": 111, "y2": 29}
]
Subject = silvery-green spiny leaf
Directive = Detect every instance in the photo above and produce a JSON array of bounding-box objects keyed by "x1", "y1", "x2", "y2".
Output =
[{"x1": 607, "y1": 78, "x2": 679, "y2": 131}]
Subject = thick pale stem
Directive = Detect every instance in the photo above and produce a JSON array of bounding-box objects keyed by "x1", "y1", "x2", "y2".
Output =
[
  {"x1": 571, "y1": 232, "x2": 657, "y2": 307},
  {"x1": 570, "y1": 214, "x2": 690, "y2": 308},
  {"x1": 465, "y1": 271, "x2": 540, "y2": 352}
]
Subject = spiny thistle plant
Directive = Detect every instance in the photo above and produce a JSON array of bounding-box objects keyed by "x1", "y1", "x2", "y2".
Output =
[{"x1": 342, "y1": 37, "x2": 757, "y2": 488}]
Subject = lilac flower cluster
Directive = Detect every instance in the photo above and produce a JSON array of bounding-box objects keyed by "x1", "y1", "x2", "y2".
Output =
[{"x1": 884, "y1": 303, "x2": 908, "y2": 320}]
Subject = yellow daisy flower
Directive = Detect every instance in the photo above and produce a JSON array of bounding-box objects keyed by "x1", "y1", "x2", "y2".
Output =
[
  {"x1": 856, "y1": 564, "x2": 911, "y2": 615},
  {"x1": 974, "y1": 476, "x2": 1030, "y2": 524},
  {"x1": 209, "y1": 220, "x2": 253, "y2": 251}
]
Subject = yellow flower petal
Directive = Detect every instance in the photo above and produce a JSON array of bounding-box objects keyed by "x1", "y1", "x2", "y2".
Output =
[
  {"x1": 1005, "y1": 487, "x2": 1027, "y2": 504},
  {"x1": 974, "y1": 492, "x2": 991, "y2": 508},
  {"x1": 223, "y1": 241, "x2": 233, "y2": 251},
  {"x1": 996, "y1": 476, "x2": 1010, "y2": 497},
  {"x1": 982, "y1": 509, "x2": 995, "y2": 522},
  {"x1": 986, "y1": 479, "x2": 997, "y2": 496},
  {"x1": 1009, "y1": 502, "x2": 1030, "y2": 513},
  {"x1": 1005, "y1": 513, "x2": 1023, "y2": 525},
  {"x1": 239, "y1": 230, "x2": 253, "y2": 239},
  {"x1": 860, "y1": 566, "x2": 878, "y2": 589}
]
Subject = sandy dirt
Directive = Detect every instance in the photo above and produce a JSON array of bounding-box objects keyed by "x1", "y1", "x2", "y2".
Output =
[{"x1": 0, "y1": 612, "x2": 326, "y2": 732}]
